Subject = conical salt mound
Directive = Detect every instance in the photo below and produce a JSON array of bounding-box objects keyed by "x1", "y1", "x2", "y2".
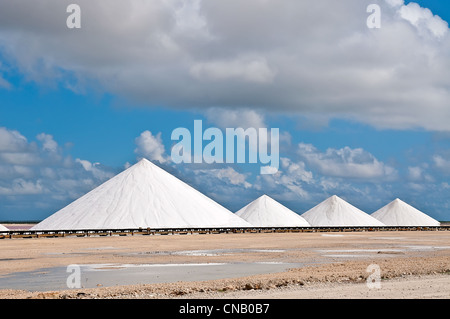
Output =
[
  {"x1": 31, "y1": 159, "x2": 251, "y2": 230},
  {"x1": 301, "y1": 195, "x2": 385, "y2": 227},
  {"x1": 371, "y1": 198, "x2": 440, "y2": 226},
  {"x1": 0, "y1": 224, "x2": 8, "y2": 231},
  {"x1": 236, "y1": 195, "x2": 311, "y2": 227}
]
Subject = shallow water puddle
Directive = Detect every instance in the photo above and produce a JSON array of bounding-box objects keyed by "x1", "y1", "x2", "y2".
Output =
[
  {"x1": 321, "y1": 234, "x2": 345, "y2": 237},
  {"x1": 318, "y1": 249, "x2": 403, "y2": 253},
  {"x1": 125, "y1": 248, "x2": 287, "y2": 257},
  {"x1": 0, "y1": 261, "x2": 304, "y2": 292},
  {"x1": 400, "y1": 245, "x2": 450, "y2": 251},
  {"x1": 322, "y1": 254, "x2": 377, "y2": 258},
  {"x1": 83, "y1": 262, "x2": 228, "y2": 271},
  {"x1": 317, "y1": 245, "x2": 450, "y2": 259}
]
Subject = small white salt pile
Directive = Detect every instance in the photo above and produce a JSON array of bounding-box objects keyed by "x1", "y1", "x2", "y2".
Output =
[
  {"x1": 371, "y1": 198, "x2": 440, "y2": 226},
  {"x1": 236, "y1": 194, "x2": 311, "y2": 227},
  {"x1": 31, "y1": 158, "x2": 251, "y2": 230},
  {"x1": 301, "y1": 195, "x2": 385, "y2": 227}
]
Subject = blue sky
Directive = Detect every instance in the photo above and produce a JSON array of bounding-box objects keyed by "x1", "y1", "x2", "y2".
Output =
[{"x1": 1, "y1": 0, "x2": 450, "y2": 222}]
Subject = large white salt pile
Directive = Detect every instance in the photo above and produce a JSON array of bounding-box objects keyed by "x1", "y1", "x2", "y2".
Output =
[
  {"x1": 301, "y1": 195, "x2": 385, "y2": 227},
  {"x1": 31, "y1": 158, "x2": 251, "y2": 230},
  {"x1": 236, "y1": 194, "x2": 311, "y2": 227},
  {"x1": 371, "y1": 198, "x2": 440, "y2": 226},
  {"x1": 0, "y1": 224, "x2": 8, "y2": 231}
]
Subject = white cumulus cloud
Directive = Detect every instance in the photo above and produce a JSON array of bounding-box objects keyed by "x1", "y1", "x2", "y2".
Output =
[
  {"x1": 399, "y1": 2, "x2": 448, "y2": 38},
  {"x1": 297, "y1": 143, "x2": 397, "y2": 180},
  {"x1": 0, "y1": 126, "x2": 116, "y2": 218},
  {"x1": 1, "y1": 1, "x2": 450, "y2": 131},
  {"x1": 134, "y1": 130, "x2": 168, "y2": 163}
]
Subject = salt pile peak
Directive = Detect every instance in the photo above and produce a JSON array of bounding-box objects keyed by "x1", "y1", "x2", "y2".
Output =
[
  {"x1": 31, "y1": 158, "x2": 251, "y2": 230},
  {"x1": 371, "y1": 198, "x2": 440, "y2": 226},
  {"x1": 301, "y1": 195, "x2": 385, "y2": 227},
  {"x1": 236, "y1": 194, "x2": 311, "y2": 227}
]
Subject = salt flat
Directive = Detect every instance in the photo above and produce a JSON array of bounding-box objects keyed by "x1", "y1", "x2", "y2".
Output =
[{"x1": 0, "y1": 231, "x2": 449, "y2": 298}]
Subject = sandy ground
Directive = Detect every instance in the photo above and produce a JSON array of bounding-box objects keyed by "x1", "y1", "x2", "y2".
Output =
[
  {"x1": 182, "y1": 274, "x2": 450, "y2": 299},
  {"x1": 0, "y1": 228, "x2": 449, "y2": 299}
]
